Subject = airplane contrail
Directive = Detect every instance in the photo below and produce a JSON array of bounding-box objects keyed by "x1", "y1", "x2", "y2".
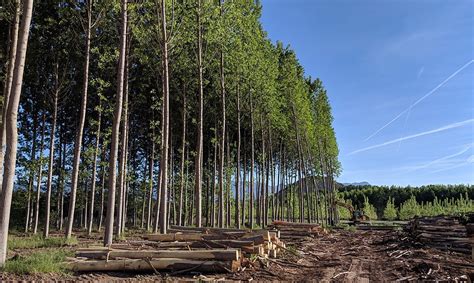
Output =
[
  {"x1": 408, "y1": 145, "x2": 472, "y2": 171},
  {"x1": 349, "y1": 119, "x2": 474, "y2": 155},
  {"x1": 430, "y1": 155, "x2": 474, "y2": 173},
  {"x1": 364, "y1": 59, "x2": 474, "y2": 142}
]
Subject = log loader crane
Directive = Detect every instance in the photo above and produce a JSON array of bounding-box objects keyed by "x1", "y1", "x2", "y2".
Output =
[{"x1": 335, "y1": 201, "x2": 370, "y2": 225}]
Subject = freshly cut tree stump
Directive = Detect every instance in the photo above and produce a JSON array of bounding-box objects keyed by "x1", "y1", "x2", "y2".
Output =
[
  {"x1": 76, "y1": 249, "x2": 240, "y2": 261},
  {"x1": 70, "y1": 258, "x2": 240, "y2": 272}
]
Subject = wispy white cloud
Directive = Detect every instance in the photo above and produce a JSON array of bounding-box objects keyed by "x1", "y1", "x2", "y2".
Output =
[
  {"x1": 349, "y1": 119, "x2": 474, "y2": 155},
  {"x1": 364, "y1": 59, "x2": 474, "y2": 141}
]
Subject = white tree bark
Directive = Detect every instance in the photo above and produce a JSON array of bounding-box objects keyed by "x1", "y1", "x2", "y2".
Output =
[
  {"x1": 0, "y1": 0, "x2": 20, "y2": 192},
  {"x1": 104, "y1": 0, "x2": 127, "y2": 246},
  {"x1": 44, "y1": 63, "x2": 59, "y2": 238},
  {"x1": 0, "y1": 0, "x2": 34, "y2": 266},
  {"x1": 66, "y1": 0, "x2": 92, "y2": 239}
]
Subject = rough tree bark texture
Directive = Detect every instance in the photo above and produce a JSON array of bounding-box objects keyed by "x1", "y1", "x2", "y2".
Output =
[
  {"x1": 0, "y1": 0, "x2": 34, "y2": 266},
  {"x1": 104, "y1": 0, "x2": 127, "y2": 246}
]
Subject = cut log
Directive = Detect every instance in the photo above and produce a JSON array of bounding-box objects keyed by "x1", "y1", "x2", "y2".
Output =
[
  {"x1": 272, "y1": 220, "x2": 321, "y2": 228},
  {"x1": 170, "y1": 225, "x2": 250, "y2": 233},
  {"x1": 76, "y1": 249, "x2": 240, "y2": 261},
  {"x1": 189, "y1": 240, "x2": 255, "y2": 252},
  {"x1": 144, "y1": 233, "x2": 205, "y2": 242},
  {"x1": 69, "y1": 258, "x2": 240, "y2": 273}
]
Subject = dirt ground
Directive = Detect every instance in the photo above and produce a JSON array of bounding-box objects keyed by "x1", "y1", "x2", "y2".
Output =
[{"x1": 1, "y1": 228, "x2": 473, "y2": 282}]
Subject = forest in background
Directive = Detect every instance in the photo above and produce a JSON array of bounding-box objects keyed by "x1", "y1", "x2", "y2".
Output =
[{"x1": 338, "y1": 184, "x2": 474, "y2": 221}]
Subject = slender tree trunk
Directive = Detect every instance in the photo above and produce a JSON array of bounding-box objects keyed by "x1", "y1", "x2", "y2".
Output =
[
  {"x1": 25, "y1": 111, "x2": 38, "y2": 233},
  {"x1": 194, "y1": 0, "x2": 203, "y2": 227},
  {"x1": 225, "y1": 133, "x2": 231, "y2": 227},
  {"x1": 260, "y1": 117, "x2": 266, "y2": 227},
  {"x1": 217, "y1": 0, "x2": 226, "y2": 229},
  {"x1": 211, "y1": 140, "x2": 217, "y2": 227},
  {"x1": 116, "y1": 41, "x2": 130, "y2": 236},
  {"x1": 235, "y1": 83, "x2": 241, "y2": 228},
  {"x1": 178, "y1": 90, "x2": 186, "y2": 226},
  {"x1": 264, "y1": 134, "x2": 270, "y2": 226},
  {"x1": 33, "y1": 114, "x2": 46, "y2": 234},
  {"x1": 141, "y1": 153, "x2": 148, "y2": 229},
  {"x1": 83, "y1": 176, "x2": 88, "y2": 229},
  {"x1": 0, "y1": 0, "x2": 20, "y2": 191},
  {"x1": 98, "y1": 146, "x2": 106, "y2": 231},
  {"x1": 66, "y1": 0, "x2": 92, "y2": 239},
  {"x1": 158, "y1": 0, "x2": 170, "y2": 234},
  {"x1": 317, "y1": 140, "x2": 329, "y2": 226},
  {"x1": 104, "y1": 0, "x2": 127, "y2": 246},
  {"x1": 186, "y1": 148, "x2": 192, "y2": 226},
  {"x1": 147, "y1": 127, "x2": 154, "y2": 231},
  {"x1": 269, "y1": 135, "x2": 275, "y2": 222},
  {"x1": 55, "y1": 127, "x2": 63, "y2": 230},
  {"x1": 183, "y1": 147, "x2": 189, "y2": 225},
  {"x1": 153, "y1": 110, "x2": 163, "y2": 233},
  {"x1": 44, "y1": 63, "x2": 59, "y2": 238},
  {"x1": 168, "y1": 138, "x2": 174, "y2": 226},
  {"x1": 121, "y1": 120, "x2": 129, "y2": 233},
  {"x1": 249, "y1": 94, "x2": 254, "y2": 229},
  {"x1": 87, "y1": 105, "x2": 101, "y2": 235},
  {"x1": 275, "y1": 143, "x2": 281, "y2": 220},
  {"x1": 205, "y1": 170, "x2": 209, "y2": 227},
  {"x1": 0, "y1": 0, "x2": 34, "y2": 266},
  {"x1": 59, "y1": 139, "x2": 66, "y2": 230},
  {"x1": 241, "y1": 150, "x2": 246, "y2": 227}
]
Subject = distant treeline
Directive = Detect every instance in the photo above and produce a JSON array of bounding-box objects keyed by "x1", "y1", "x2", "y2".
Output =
[{"x1": 338, "y1": 184, "x2": 474, "y2": 220}]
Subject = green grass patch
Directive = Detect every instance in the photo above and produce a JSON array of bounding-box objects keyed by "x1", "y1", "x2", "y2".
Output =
[
  {"x1": 3, "y1": 250, "x2": 73, "y2": 274},
  {"x1": 8, "y1": 235, "x2": 78, "y2": 250}
]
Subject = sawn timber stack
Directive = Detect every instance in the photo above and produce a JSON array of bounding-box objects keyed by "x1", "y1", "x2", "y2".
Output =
[{"x1": 69, "y1": 227, "x2": 286, "y2": 273}]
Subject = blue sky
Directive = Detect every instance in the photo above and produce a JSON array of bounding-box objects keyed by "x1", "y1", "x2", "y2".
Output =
[{"x1": 260, "y1": 0, "x2": 473, "y2": 186}]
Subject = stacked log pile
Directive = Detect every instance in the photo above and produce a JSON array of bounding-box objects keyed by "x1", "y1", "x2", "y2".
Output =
[
  {"x1": 404, "y1": 216, "x2": 473, "y2": 257},
  {"x1": 69, "y1": 227, "x2": 286, "y2": 273},
  {"x1": 269, "y1": 220, "x2": 326, "y2": 240}
]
